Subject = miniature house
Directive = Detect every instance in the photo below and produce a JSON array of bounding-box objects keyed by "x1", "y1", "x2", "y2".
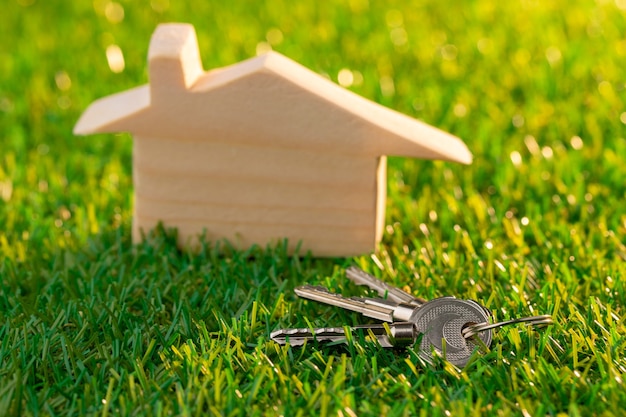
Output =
[{"x1": 74, "y1": 23, "x2": 471, "y2": 257}]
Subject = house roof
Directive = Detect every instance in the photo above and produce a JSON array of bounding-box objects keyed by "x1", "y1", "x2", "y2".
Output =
[{"x1": 74, "y1": 23, "x2": 472, "y2": 163}]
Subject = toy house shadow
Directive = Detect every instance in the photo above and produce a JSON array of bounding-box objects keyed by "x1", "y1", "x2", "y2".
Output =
[{"x1": 75, "y1": 23, "x2": 471, "y2": 258}]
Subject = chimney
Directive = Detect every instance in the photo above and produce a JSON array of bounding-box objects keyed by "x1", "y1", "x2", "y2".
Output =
[{"x1": 148, "y1": 23, "x2": 204, "y2": 101}]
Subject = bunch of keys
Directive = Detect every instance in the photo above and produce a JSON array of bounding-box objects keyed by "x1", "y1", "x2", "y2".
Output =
[{"x1": 271, "y1": 267, "x2": 553, "y2": 367}]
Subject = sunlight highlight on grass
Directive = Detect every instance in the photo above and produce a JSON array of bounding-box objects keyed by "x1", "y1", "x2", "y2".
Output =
[{"x1": 1, "y1": 0, "x2": 626, "y2": 414}]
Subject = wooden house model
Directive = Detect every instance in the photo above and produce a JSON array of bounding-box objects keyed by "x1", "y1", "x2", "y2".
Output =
[{"x1": 74, "y1": 23, "x2": 472, "y2": 257}]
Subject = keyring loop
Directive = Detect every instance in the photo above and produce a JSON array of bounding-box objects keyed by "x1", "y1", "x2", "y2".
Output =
[{"x1": 462, "y1": 314, "x2": 554, "y2": 339}]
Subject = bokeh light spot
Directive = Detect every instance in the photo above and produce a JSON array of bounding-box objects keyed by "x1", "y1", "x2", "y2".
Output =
[
  {"x1": 106, "y1": 44, "x2": 125, "y2": 73},
  {"x1": 338, "y1": 69, "x2": 354, "y2": 87},
  {"x1": 266, "y1": 28, "x2": 284, "y2": 46},
  {"x1": 105, "y1": 2, "x2": 124, "y2": 23},
  {"x1": 55, "y1": 71, "x2": 72, "y2": 91}
]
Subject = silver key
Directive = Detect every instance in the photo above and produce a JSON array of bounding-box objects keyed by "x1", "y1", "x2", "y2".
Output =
[
  {"x1": 295, "y1": 284, "x2": 487, "y2": 327},
  {"x1": 294, "y1": 281, "x2": 493, "y2": 366},
  {"x1": 271, "y1": 322, "x2": 418, "y2": 348},
  {"x1": 294, "y1": 285, "x2": 400, "y2": 322},
  {"x1": 280, "y1": 268, "x2": 552, "y2": 366},
  {"x1": 271, "y1": 298, "x2": 491, "y2": 366}
]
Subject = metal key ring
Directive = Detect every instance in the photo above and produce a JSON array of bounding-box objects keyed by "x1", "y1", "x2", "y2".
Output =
[{"x1": 462, "y1": 314, "x2": 554, "y2": 339}]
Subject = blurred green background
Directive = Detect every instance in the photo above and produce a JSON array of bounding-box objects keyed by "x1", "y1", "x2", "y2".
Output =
[{"x1": 1, "y1": 0, "x2": 626, "y2": 415}]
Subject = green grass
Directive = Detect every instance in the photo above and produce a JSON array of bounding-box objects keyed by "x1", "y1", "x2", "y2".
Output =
[{"x1": 2, "y1": 0, "x2": 626, "y2": 415}]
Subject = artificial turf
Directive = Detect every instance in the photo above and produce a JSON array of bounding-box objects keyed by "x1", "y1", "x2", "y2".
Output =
[{"x1": 2, "y1": 0, "x2": 626, "y2": 415}]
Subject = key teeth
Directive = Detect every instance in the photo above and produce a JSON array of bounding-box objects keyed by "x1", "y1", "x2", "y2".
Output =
[
  {"x1": 272, "y1": 327, "x2": 345, "y2": 335},
  {"x1": 345, "y1": 266, "x2": 425, "y2": 306},
  {"x1": 270, "y1": 328, "x2": 307, "y2": 346},
  {"x1": 270, "y1": 327, "x2": 347, "y2": 346},
  {"x1": 295, "y1": 285, "x2": 329, "y2": 294},
  {"x1": 345, "y1": 266, "x2": 369, "y2": 282},
  {"x1": 345, "y1": 267, "x2": 385, "y2": 289}
]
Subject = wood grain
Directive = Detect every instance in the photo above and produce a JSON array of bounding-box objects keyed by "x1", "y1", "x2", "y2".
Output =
[{"x1": 74, "y1": 23, "x2": 472, "y2": 257}]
